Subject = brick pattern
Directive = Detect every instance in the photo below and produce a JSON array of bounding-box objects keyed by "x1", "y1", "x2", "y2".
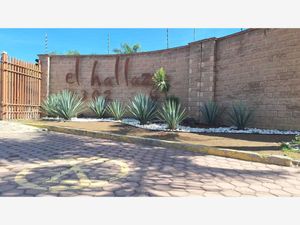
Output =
[
  {"x1": 215, "y1": 29, "x2": 300, "y2": 130},
  {"x1": 40, "y1": 48, "x2": 190, "y2": 112},
  {"x1": 1, "y1": 128, "x2": 300, "y2": 197},
  {"x1": 39, "y1": 55, "x2": 49, "y2": 101},
  {"x1": 188, "y1": 38, "x2": 217, "y2": 119},
  {"x1": 39, "y1": 29, "x2": 300, "y2": 130}
]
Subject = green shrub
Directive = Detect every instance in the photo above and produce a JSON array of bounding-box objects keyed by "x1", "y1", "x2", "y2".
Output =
[
  {"x1": 152, "y1": 67, "x2": 170, "y2": 98},
  {"x1": 88, "y1": 96, "x2": 107, "y2": 118},
  {"x1": 54, "y1": 90, "x2": 85, "y2": 120},
  {"x1": 128, "y1": 93, "x2": 157, "y2": 125},
  {"x1": 228, "y1": 102, "x2": 254, "y2": 130},
  {"x1": 200, "y1": 101, "x2": 224, "y2": 126},
  {"x1": 41, "y1": 93, "x2": 59, "y2": 117},
  {"x1": 158, "y1": 100, "x2": 186, "y2": 130},
  {"x1": 107, "y1": 100, "x2": 126, "y2": 120},
  {"x1": 281, "y1": 135, "x2": 300, "y2": 152}
]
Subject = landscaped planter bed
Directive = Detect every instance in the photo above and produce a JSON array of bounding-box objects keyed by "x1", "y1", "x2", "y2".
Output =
[
  {"x1": 22, "y1": 118, "x2": 300, "y2": 161},
  {"x1": 44, "y1": 117, "x2": 300, "y2": 135}
]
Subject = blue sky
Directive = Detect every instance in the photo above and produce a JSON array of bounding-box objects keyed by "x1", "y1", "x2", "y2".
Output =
[{"x1": 0, "y1": 28, "x2": 242, "y2": 61}]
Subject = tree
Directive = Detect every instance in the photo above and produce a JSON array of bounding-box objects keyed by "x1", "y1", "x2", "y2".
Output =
[
  {"x1": 152, "y1": 67, "x2": 170, "y2": 98},
  {"x1": 65, "y1": 50, "x2": 80, "y2": 55},
  {"x1": 113, "y1": 43, "x2": 141, "y2": 54},
  {"x1": 48, "y1": 50, "x2": 80, "y2": 55},
  {"x1": 48, "y1": 51, "x2": 59, "y2": 55}
]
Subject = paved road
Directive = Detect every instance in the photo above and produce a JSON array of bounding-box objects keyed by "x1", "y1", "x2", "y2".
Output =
[{"x1": 0, "y1": 122, "x2": 300, "y2": 197}]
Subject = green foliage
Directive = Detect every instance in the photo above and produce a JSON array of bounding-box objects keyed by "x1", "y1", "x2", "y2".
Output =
[
  {"x1": 200, "y1": 101, "x2": 224, "y2": 126},
  {"x1": 41, "y1": 93, "x2": 59, "y2": 117},
  {"x1": 158, "y1": 100, "x2": 186, "y2": 130},
  {"x1": 281, "y1": 135, "x2": 300, "y2": 152},
  {"x1": 113, "y1": 43, "x2": 141, "y2": 54},
  {"x1": 88, "y1": 96, "x2": 107, "y2": 118},
  {"x1": 166, "y1": 95, "x2": 180, "y2": 105},
  {"x1": 128, "y1": 93, "x2": 157, "y2": 125},
  {"x1": 54, "y1": 90, "x2": 85, "y2": 120},
  {"x1": 48, "y1": 50, "x2": 80, "y2": 55},
  {"x1": 228, "y1": 102, "x2": 254, "y2": 130},
  {"x1": 41, "y1": 90, "x2": 85, "y2": 120},
  {"x1": 48, "y1": 51, "x2": 59, "y2": 55},
  {"x1": 107, "y1": 100, "x2": 126, "y2": 120},
  {"x1": 152, "y1": 67, "x2": 170, "y2": 97},
  {"x1": 65, "y1": 50, "x2": 80, "y2": 55}
]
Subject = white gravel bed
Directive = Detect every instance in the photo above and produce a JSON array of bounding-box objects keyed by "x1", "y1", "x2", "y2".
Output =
[
  {"x1": 0, "y1": 121, "x2": 42, "y2": 133},
  {"x1": 41, "y1": 117, "x2": 300, "y2": 135}
]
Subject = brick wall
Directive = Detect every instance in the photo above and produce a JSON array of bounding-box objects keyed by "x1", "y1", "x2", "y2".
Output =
[
  {"x1": 215, "y1": 29, "x2": 300, "y2": 130},
  {"x1": 39, "y1": 28, "x2": 300, "y2": 130},
  {"x1": 39, "y1": 46, "x2": 191, "y2": 114}
]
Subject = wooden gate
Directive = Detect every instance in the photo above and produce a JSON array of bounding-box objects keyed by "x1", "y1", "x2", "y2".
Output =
[{"x1": 0, "y1": 52, "x2": 42, "y2": 120}]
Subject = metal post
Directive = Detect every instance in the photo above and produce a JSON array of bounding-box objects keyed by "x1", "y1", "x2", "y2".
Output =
[
  {"x1": 166, "y1": 29, "x2": 169, "y2": 49},
  {"x1": 107, "y1": 33, "x2": 110, "y2": 54},
  {"x1": 193, "y1": 28, "x2": 196, "y2": 41},
  {"x1": 45, "y1": 33, "x2": 48, "y2": 53}
]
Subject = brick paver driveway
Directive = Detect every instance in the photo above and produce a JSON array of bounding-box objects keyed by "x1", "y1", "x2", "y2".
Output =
[{"x1": 0, "y1": 122, "x2": 300, "y2": 197}]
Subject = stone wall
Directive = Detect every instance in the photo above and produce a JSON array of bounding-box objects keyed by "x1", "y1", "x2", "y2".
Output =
[{"x1": 39, "y1": 28, "x2": 300, "y2": 130}]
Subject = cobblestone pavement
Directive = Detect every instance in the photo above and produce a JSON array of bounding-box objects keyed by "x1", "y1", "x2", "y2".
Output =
[{"x1": 0, "y1": 122, "x2": 300, "y2": 197}]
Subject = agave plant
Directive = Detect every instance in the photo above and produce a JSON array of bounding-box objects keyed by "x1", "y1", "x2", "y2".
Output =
[
  {"x1": 54, "y1": 90, "x2": 85, "y2": 120},
  {"x1": 228, "y1": 102, "x2": 254, "y2": 130},
  {"x1": 200, "y1": 101, "x2": 224, "y2": 126},
  {"x1": 41, "y1": 93, "x2": 59, "y2": 117},
  {"x1": 128, "y1": 93, "x2": 157, "y2": 125},
  {"x1": 152, "y1": 67, "x2": 170, "y2": 98},
  {"x1": 88, "y1": 96, "x2": 107, "y2": 118},
  {"x1": 166, "y1": 95, "x2": 180, "y2": 105},
  {"x1": 158, "y1": 100, "x2": 186, "y2": 130},
  {"x1": 107, "y1": 100, "x2": 126, "y2": 120}
]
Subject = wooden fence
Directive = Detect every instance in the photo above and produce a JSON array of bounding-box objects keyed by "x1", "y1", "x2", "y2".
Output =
[{"x1": 0, "y1": 52, "x2": 42, "y2": 120}]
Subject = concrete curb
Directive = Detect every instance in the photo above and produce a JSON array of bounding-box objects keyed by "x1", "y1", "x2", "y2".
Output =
[{"x1": 26, "y1": 123, "x2": 297, "y2": 167}]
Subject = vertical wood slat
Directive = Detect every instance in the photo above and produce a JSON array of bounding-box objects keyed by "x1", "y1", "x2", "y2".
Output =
[
  {"x1": 13, "y1": 58, "x2": 17, "y2": 119},
  {"x1": 0, "y1": 53, "x2": 6, "y2": 119},
  {"x1": 3, "y1": 53, "x2": 7, "y2": 120},
  {"x1": 0, "y1": 52, "x2": 42, "y2": 120},
  {"x1": 17, "y1": 59, "x2": 21, "y2": 119},
  {"x1": 8, "y1": 56, "x2": 11, "y2": 119}
]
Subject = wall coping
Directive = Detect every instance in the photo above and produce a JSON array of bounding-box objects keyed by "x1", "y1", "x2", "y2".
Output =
[
  {"x1": 216, "y1": 28, "x2": 262, "y2": 40},
  {"x1": 38, "y1": 28, "x2": 266, "y2": 59},
  {"x1": 38, "y1": 45, "x2": 190, "y2": 58}
]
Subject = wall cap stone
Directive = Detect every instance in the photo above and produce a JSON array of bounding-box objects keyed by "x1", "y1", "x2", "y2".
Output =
[{"x1": 38, "y1": 28, "x2": 258, "y2": 58}]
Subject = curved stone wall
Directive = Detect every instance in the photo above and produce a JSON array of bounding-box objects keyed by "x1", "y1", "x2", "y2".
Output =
[{"x1": 39, "y1": 28, "x2": 300, "y2": 130}]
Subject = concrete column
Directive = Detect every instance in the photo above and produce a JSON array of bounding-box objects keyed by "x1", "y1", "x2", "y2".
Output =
[
  {"x1": 187, "y1": 38, "x2": 216, "y2": 120},
  {"x1": 38, "y1": 54, "x2": 50, "y2": 101}
]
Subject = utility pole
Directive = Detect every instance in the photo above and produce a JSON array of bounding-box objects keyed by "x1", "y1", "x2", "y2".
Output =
[
  {"x1": 193, "y1": 28, "x2": 196, "y2": 41},
  {"x1": 107, "y1": 33, "x2": 110, "y2": 54},
  {"x1": 45, "y1": 33, "x2": 48, "y2": 53},
  {"x1": 166, "y1": 28, "x2": 169, "y2": 49}
]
